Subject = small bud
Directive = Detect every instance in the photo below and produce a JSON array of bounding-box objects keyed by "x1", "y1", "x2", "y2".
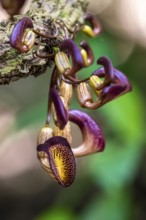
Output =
[
  {"x1": 59, "y1": 81, "x2": 73, "y2": 106},
  {"x1": 55, "y1": 52, "x2": 71, "y2": 75},
  {"x1": 60, "y1": 39, "x2": 84, "y2": 76},
  {"x1": 22, "y1": 30, "x2": 36, "y2": 51},
  {"x1": 37, "y1": 125, "x2": 53, "y2": 145},
  {"x1": 89, "y1": 75, "x2": 103, "y2": 96},
  {"x1": 83, "y1": 12, "x2": 102, "y2": 37},
  {"x1": 80, "y1": 41, "x2": 94, "y2": 67},
  {"x1": 82, "y1": 25, "x2": 95, "y2": 38},
  {"x1": 77, "y1": 82, "x2": 93, "y2": 108},
  {"x1": 80, "y1": 49, "x2": 88, "y2": 66},
  {"x1": 10, "y1": 17, "x2": 34, "y2": 53}
]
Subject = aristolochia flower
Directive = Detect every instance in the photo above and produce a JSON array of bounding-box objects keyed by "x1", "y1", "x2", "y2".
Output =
[{"x1": 9, "y1": 7, "x2": 132, "y2": 187}]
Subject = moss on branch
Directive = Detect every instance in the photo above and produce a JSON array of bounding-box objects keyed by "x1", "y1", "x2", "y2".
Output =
[{"x1": 0, "y1": 0, "x2": 88, "y2": 85}]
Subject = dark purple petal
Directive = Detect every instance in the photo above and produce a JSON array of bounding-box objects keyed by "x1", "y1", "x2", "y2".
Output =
[
  {"x1": 60, "y1": 38, "x2": 84, "y2": 76},
  {"x1": 111, "y1": 68, "x2": 132, "y2": 92},
  {"x1": 84, "y1": 12, "x2": 102, "y2": 36},
  {"x1": 93, "y1": 67, "x2": 132, "y2": 91},
  {"x1": 96, "y1": 56, "x2": 114, "y2": 89},
  {"x1": 69, "y1": 110, "x2": 105, "y2": 157},
  {"x1": 100, "y1": 84, "x2": 127, "y2": 103},
  {"x1": 10, "y1": 17, "x2": 33, "y2": 52},
  {"x1": 80, "y1": 41, "x2": 94, "y2": 66},
  {"x1": 50, "y1": 87, "x2": 68, "y2": 129},
  {"x1": 84, "y1": 67, "x2": 132, "y2": 109},
  {"x1": 99, "y1": 68, "x2": 132, "y2": 103},
  {"x1": 37, "y1": 136, "x2": 76, "y2": 187}
]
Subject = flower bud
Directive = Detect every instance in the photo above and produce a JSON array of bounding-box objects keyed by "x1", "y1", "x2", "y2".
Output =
[
  {"x1": 10, "y1": 17, "x2": 34, "y2": 53},
  {"x1": 89, "y1": 75, "x2": 103, "y2": 96},
  {"x1": 59, "y1": 81, "x2": 73, "y2": 106},
  {"x1": 37, "y1": 125, "x2": 53, "y2": 145},
  {"x1": 82, "y1": 25, "x2": 95, "y2": 38},
  {"x1": 83, "y1": 12, "x2": 102, "y2": 37},
  {"x1": 77, "y1": 82, "x2": 93, "y2": 108},
  {"x1": 55, "y1": 52, "x2": 71, "y2": 75},
  {"x1": 22, "y1": 30, "x2": 36, "y2": 51}
]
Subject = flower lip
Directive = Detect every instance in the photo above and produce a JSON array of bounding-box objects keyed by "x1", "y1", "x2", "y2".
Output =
[
  {"x1": 37, "y1": 136, "x2": 72, "y2": 153},
  {"x1": 69, "y1": 110, "x2": 105, "y2": 157},
  {"x1": 60, "y1": 38, "x2": 84, "y2": 76},
  {"x1": 37, "y1": 136, "x2": 76, "y2": 187},
  {"x1": 10, "y1": 17, "x2": 34, "y2": 53},
  {"x1": 50, "y1": 87, "x2": 68, "y2": 130}
]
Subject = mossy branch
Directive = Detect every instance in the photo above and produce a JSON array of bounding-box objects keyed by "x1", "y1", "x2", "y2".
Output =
[{"x1": 0, "y1": 0, "x2": 88, "y2": 85}]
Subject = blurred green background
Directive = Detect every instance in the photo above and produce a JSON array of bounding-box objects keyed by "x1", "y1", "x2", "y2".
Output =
[{"x1": 0, "y1": 1, "x2": 146, "y2": 220}]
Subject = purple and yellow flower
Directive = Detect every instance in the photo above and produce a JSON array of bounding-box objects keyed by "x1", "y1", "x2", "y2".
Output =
[{"x1": 9, "y1": 11, "x2": 132, "y2": 187}]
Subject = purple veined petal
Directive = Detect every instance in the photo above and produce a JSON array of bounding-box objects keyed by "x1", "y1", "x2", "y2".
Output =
[
  {"x1": 50, "y1": 87, "x2": 68, "y2": 129},
  {"x1": 10, "y1": 17, "x2": 33, "y2": 52},
  {"x1": 83, "y1": 12, "x2": 102, "y2": 37},
  {"x1": 37, "y1": 136, "x2": 76, "y2": 187},
  {"x1": 69, "y1": 110, "x2": 105, "y2": 157},
  {"x1": 60, "y1": 38, "x2": 84, "y2": 76}
]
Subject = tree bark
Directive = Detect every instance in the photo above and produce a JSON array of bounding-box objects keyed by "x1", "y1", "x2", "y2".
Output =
[{"x1": 0, "y1": 0, "x2": 88, "y2": 85}]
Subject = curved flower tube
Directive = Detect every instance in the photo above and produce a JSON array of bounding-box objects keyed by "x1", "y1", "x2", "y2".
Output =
[
  {"x1": 76, "y1": 82, "x2": 93, "y2": 108},
  {"x1": 96, "y1": 68, "x2": 132, "y2": 103},
  {"x1": 82, "y1": 12, "x2": 102, "y2": 37},
  {"x1": 81, "y1": 65, "x2": 132, "y2": 109},
  {"x1": 96, "y1": 56, "x2": 114, "y2": 89},
  {"x1": 80, "y1": 41, "x2": 94, "y2": 67},
  {"x1": 60, "y1": 38, "x2": 84, "y2": 76},
  {"x1": 69, "y1": 110, "x2": 105, "y2": 157},
  {"x1": 37, "y1": 136, "x2": 76, "y2": 187},
  {"x1": 10, "y1": 17, "x2": 34, "y2": 53},
  {"x1": 50, "y1": 87, "x2": 68, "y2": 130}
]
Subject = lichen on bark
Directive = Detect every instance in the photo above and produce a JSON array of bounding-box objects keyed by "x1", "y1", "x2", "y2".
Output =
[{"x1": 0, "y1": 0, "x2": 88, "y2": 85}]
